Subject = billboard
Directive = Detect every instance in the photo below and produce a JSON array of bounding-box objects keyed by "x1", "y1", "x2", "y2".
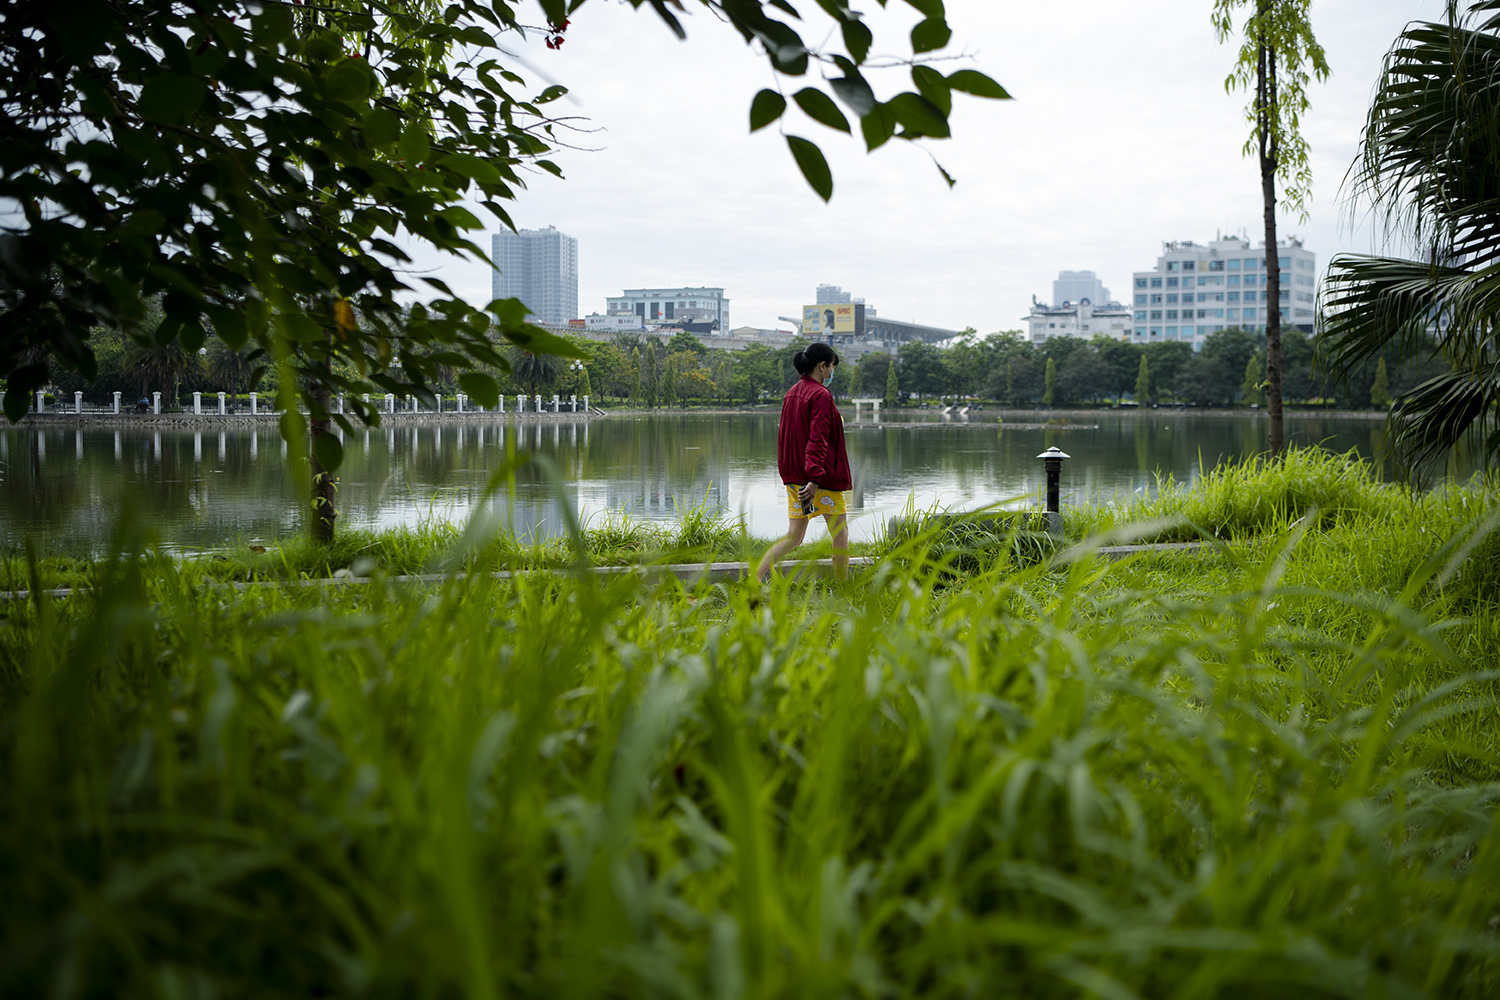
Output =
[{"x1": 803, "y1": 303, "x2": 856, "y2": 336}]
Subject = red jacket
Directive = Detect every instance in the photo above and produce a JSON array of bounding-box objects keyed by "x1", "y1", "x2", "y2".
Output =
[{"x1": 776, "y1": 376, "x2": 851, "y2": 490}]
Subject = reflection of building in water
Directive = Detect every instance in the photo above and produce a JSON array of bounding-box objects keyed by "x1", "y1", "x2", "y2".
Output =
[{"x1": 597, "y1": 476, "x2": 726, "y2": 520}]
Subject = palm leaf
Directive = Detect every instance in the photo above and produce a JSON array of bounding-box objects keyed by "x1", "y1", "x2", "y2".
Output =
[
  {"x1": 1355, "y1": 11, "x2": 1500, "y2": 265},
  {"x1": 1321, "y1": 255, "x2": 1500, "y2": 368},
  {"x1": 1320, "y1": 3, "x2": 1500, "y2": 472},
  {"x1": 1388, "y1": 364, "x2": 1500, "y2": 467}
]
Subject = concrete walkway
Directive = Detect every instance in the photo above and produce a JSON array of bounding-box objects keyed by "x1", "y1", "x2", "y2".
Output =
[{"x1": 0, "y1": 542, "x2": 1219, "y2": 601}]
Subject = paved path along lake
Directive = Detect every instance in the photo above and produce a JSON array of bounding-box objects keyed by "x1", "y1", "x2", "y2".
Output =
[{"x1": 1, "y1": 410, "x2": 1389, "y2": 552}]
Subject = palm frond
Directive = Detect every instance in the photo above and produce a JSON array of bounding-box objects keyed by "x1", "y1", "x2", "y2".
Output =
[
  {"x1": 1321, "y1": 255, "x2": 1500, "y2": 368},
  {"x1": 1320, "y1": 4, "x2": 1500, "y2": 475},
  {"x1": 1388, "y1": 363, "x2": 1500, "y2": 467},
  {"x1": 1355, "y1": 11, "x2": 1500, "y2": 265}
]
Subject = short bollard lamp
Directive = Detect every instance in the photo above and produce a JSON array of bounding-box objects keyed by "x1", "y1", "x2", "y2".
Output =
[{"x1": 1036, "y1": 446, "x2": 1071, "y2": 533}]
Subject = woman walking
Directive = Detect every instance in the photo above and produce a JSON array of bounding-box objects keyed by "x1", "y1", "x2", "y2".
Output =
[{"x1": 755, "y1": 343, "x2": 851, "y2": 582}]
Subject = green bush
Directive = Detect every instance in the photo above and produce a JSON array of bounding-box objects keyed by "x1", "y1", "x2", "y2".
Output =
[{"x1": 1070, "y1": 445, "x2": 1411, "y2": 542}]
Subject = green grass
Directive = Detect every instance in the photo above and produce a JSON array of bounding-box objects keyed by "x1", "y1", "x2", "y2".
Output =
[
  {"x1": 2, "y1": 450, "x2": 1500, "y2": 996},
  {"x1": 1068, "y1": 445, "x2": 1440, "y2": 542},
  {"x1": 0, "y1": 500, "x2": 881, "y2": 593}
]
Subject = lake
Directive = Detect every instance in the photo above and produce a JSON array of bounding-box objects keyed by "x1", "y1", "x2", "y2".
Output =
[{"x1": 0, "y1": 410, "x2": 1389, "y2": 553}]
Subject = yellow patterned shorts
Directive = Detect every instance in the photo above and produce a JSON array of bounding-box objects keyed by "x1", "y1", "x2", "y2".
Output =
[{"x1": 785, "y1": 485, "x2": 847, "y2": 520}]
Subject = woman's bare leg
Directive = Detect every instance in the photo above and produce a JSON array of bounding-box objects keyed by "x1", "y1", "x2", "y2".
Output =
[
  {"x1": 824, "y1": 513, "x2": 849, "y2": 580},
  {"x1": 755, "y1": 517, "x2": 809, "y2": 582}
]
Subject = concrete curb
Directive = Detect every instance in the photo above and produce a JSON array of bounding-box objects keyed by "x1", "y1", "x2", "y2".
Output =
[
  {"x1": 0, "y1": 542, "x2": 1224, "y2": 601},
  {"x1": 1, "y1": 557, "x2": 879, "y2": 601}
]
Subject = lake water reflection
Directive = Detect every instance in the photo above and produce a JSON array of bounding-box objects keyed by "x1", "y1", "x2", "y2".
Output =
[{"x1": 0, "y1": 410, "x2": 1389, "y2": 552}]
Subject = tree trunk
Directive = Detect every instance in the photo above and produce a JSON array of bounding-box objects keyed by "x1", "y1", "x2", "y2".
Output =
[
  {"x1": 1258, "y1": 18, "x2": 1285, "y2": 457},
  {"x1": 309, "y1": 381, "x2": 337, "y2": 544}
]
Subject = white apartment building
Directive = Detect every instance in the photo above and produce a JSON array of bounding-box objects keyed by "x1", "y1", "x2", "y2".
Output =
[
  {"x1": 1129, "y1": 235, "x2": 1316, "y2": 350},
  {"x1": 491, "y1": 226, "x2": 579, "y2": 327},
  {"x1": 606, "y1": 287, "x2": 729, "y2": 331},
  {"x1": 1025, "y1": 298, "x2": 1133, "y2": 343}
]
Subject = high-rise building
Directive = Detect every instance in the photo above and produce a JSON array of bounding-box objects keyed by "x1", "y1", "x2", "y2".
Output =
[
  {"x1": 491, "y1": 226, "x2": 578, "y2": 327},
  {"x1": 1051, "y1": 270, "x2": 1111, "y2": 308},
  {"x1": 816, "y1": 283, "x2": 853, "y2": 305},
  {"x1": 1130, "y1": 235, "x2": 1316, "y2": 350},
  {"x1": 605, "y1": 287, "x2": 729, "y2": 332}
]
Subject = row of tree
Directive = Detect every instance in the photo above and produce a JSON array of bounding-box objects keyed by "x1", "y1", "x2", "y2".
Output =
[
  {"x1": 520, "y1": 327, "x2": 1435, "y2": 410},
  {"x1": 55, "y1": 322, "x2": 1435, "y2": 411}
]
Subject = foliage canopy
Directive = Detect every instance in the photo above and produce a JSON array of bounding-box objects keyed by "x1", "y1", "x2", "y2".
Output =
[{"x1": 0, "y1": 0, "x2": 1006, "y2": 434}]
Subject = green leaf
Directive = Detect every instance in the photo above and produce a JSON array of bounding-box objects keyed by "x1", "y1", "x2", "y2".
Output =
[
  {"x1": 768, "y1": 0, "x2": 801, "y2": 17},
  {"x1": 442, "y1": 154, "x2": 501, "y2": 184},
  {"x1": 887, "y1": 92, "x2": 950, "y2": 138},
  {"x1": 831, "y1": 75, "x2": 877, "y2": 117},
  {"x1": 750, "y1": 89, "x2": 787, "y2": 132},
  {"x1": 504, "y1": 325, "x2": 591, "y2": 359},
  {"x1": 281, "y1": 314, "x2": 323, "y2": 343},
  {"x1": 860, "y1": 103, "x2": 896, "y2": 151},
  {"x1": 793, "y1": 88, "x2": 851, "y2": 133},
  {"x1": 911, "y1": 66, "x2": 951, "y2": 116},
  {"x1": 313, "y1": 432, "x2": 344, "y2": 473},
  {"x1": 363, "y1": 107, "x2": 400, "y2": 147},
  {"x1": 459, "y1": 372, "x2": 501, "y2": 408},
  {"x1": 488, "y1": 297, "x2": 531, "y2": 329},
  {"x1": 136, "y1": 73, "x2": 207, "y2": 126},
  {"x1": 535, "y1": 84, "x2": 568, "y2": 104},
  {"x1": 910, "y1": 17, "x2": 951, "y2": 54},
  {"x1": 646, "y1": 0, "x2": 686, "y2": 39},
  {"x1": 252, "y1": 4, "x2": 294, "y2": 44},
  {"x1": 324, "y1": 59, "x2": 375, "y2": 103},
  {"x1": 280, "y1": 409, "x2": 307, "y2": 446},
  {"x1": 786, "y1": 136, "x2": 833, "y2": 202},
  {"x1": 303, "y1": 34, "x2": 340, "y2": 63},
  {"x1": 180, "y1": 321, "x2": 206, "y2": 353},
  {"x1": 3, "y1": 386, "x2": 28, "y2": 422},
  {"x1": 458, "y1": 25, "x2": 495, "y2": 46},
  {"x1": 437, "y1": 206, "x2": 484, "y2": 230},
  {"x1": 946, "y1": 69, "x2": 1011, "y2": 100},
  {"x1": 842, "y1": 19, "x2": 873, "y2": 63},
  {"x1": 399, "y1": 124, "x2": 431, "y2": 165},
  {"x1": 163, "y1": 290, "x2": 199, "y2": 323},
  {"x1": 759, "y1": 21, "x2": 810, "y2": 76},
  {"x1": 205, "y1": 305, "x2": 248, "y2": 351}
]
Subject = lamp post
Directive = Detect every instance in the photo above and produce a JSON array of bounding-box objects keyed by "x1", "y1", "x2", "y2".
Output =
[
  {"x1": 1036, "y1": 446, "x2": 1071, "y2": 534},
  {"x1": 568, "y1": 360, "x2": 583, "y2": 411},
  {"x1": 197, "y1": 347, "x2": 207, "y2": 414}
]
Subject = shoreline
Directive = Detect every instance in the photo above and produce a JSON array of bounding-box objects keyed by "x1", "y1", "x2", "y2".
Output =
[
  {"x1": 11, "y1": 408, "x2": 603, "y2": 428},
  {"x1": 8, "y1": 404, "x2": 1389, "y2": 429}
]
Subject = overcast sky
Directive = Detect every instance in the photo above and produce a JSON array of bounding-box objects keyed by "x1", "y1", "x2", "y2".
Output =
[{"x1": 404, "y1": 0, "x2": 1448, "y2": 335}]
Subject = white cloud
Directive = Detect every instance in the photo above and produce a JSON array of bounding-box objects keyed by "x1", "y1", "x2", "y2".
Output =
[{"x1": 398, "y1": 0, "x2": 1448, "y2": 334}]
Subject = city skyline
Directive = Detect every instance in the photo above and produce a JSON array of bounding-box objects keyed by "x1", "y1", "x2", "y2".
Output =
[{"x1": 395, "y1": 0, "x2": 1443, "y2": 336}]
